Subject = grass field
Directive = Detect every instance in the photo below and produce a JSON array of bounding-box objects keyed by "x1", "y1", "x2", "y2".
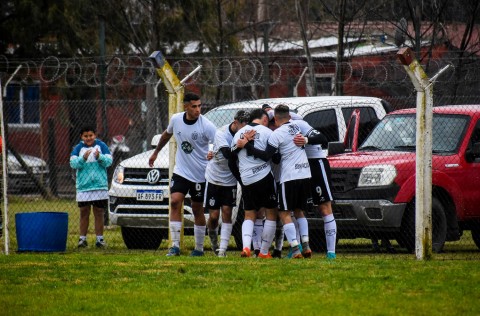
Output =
[
  {"x1": 2, "y1": 195, "x2": 480, "y2": 257},
  {"x1": 0, "y1": 252, "x2": 479, "y2": 315},
  {"x1": 1, "y1": 196, "x2": 480, "y2": 315}
]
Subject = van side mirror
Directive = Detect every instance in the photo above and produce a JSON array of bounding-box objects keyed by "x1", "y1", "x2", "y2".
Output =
[{"x1": 328, "y1": 141, "x2": 345, "y2": 156}]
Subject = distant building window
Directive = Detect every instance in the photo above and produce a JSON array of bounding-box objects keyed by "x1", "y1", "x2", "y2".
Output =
[
  {"x1": 315, "y1": 74, "x2": 334, "y2": 96},
  {"x1": 5, "y1": 82, "x2": 40, "y2": 126},
  {"x1": 306, "y1": 74, "x2": 335, "y2": 96}
]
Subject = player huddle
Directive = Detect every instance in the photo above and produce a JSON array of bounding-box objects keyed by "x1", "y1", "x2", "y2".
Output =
[{"x1": 149, "y1": 93, "x2": 337, "y2": 259}]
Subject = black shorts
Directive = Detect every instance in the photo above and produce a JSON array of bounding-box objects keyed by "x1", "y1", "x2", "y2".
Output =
[
  {"x1": 242, "y1": 173, "x2": 277, "y2": 211},
  {"x1": 170, "y1": 173, "x2": 206, "y2": 202},
  {"x1": 78, "y1": 199, "x2": 108, "y2": 208},
  {"x1": 204, "y1": 182, "x2": 237, "y2": 210},
  {"x1": 309, "y1": 158, "x2": 333, "y2": 204},
  {"x1": 278, "y1": 178, "x2": 311, "y2": 211}
]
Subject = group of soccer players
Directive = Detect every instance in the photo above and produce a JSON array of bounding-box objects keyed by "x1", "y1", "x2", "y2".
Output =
[{"x1": 149, "y1": 92, "x2": 337, "y2": 259}]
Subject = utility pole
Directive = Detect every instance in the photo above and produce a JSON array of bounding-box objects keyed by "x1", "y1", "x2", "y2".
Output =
[
  {"x1": 259, "y1": 0, "x2": 270, "y2": 98},
  {"x1": 99, "y1": 15, "x2": 108, "y2": 139}
]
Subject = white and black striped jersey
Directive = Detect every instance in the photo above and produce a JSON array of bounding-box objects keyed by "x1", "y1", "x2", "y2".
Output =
[
  {"x1": 231, "y1": 123, "x2": 273, "y2": 186},
  {"x1": 267, "y1": 121, "x2": 311, "y2": 184},
  {"x1": 293, "y1": 119, "x2": 327, "y2": 159},
  {"x1": 166, "y1": 112, "x2": 216, "y2": 183},
  {"x1": 205, "y1": 124, "x2": 237, "y2": 186}
]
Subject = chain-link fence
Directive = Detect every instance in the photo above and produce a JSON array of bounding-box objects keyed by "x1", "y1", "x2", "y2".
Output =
[{"x1": 1, "y1": 54, "x2": 480, "y2": 259}]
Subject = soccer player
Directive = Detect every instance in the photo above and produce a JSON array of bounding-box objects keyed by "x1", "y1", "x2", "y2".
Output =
[
  {"x1": 228, "y1": 108, "x2": 278, "y2": 258},
  {"x1": 292, "y1": 117, "x2": 337, "y2": 259},
  {"x1": 264, "y1": 108, "x2": 337, "y2": 259},
  {"x1": 243, "y1": 104, "x2": 312, "y2": 258},
  {"x1": 204, "y1": 110, "x2": 250, "y2": 257},
  {"x1": 148, "y1": 92, "x2": 216, "y2": 257}
]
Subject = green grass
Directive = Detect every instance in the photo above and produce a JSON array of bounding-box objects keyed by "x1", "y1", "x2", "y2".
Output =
[
  {"x1": 3, "y1": 195, "x2": 480, "y2": 258},
  {"x1": 1, "y1": 196, "x2": 480, "y2": 315},
  {"x1": 0, "y1": 253, "x2": 479, "y2": 315}
]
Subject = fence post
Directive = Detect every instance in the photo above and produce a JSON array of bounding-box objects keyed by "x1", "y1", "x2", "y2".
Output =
[
  {"x1": 397, "y1": 47, "x2": 433, "y2": 260},
  {"x1": 149, "y1": 51, "x2": 185, "y2": 249},
  {"x1": 0, "y1": 65, "x2": 24, "y2": 255},
  {"x1": 47, "y1": 118, "x2": 58, "y2": 196},
  {"x1": 0, "y1": 79, "x2": 9, "y2": 255}
]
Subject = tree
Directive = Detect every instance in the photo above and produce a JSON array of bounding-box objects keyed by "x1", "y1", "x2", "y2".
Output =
[{"x1": 318, "y1": 0, "x2": 373, "y2": 96}]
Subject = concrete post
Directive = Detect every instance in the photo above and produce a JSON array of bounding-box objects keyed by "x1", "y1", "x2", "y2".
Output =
[
  {"x1": 149, "y1": 51, "x2": 185, "y2": 249},
  {"x1": 397, "y1": 47, "x2": 433, "y2": 260}
]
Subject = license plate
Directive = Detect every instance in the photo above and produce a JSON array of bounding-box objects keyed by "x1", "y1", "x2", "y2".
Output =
[{"x1": 136, "y1": 190, "x2": 164, "y2": 201}]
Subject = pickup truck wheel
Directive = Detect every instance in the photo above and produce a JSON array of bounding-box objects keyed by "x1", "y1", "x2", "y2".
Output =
[
  {"x1": 397, "y1": 197, "x2": 447, "y2": 253},
  {"x1": 121, "y1": 227, "x2": 164, "y2": 250}
]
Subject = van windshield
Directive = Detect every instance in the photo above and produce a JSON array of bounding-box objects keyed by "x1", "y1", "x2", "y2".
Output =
[
  {"x1": 204, "y1": 108, "x2": 245, "y2": 128},
  {"x1": 359, "y1": 114, "x2": 469, "y2": 153}
]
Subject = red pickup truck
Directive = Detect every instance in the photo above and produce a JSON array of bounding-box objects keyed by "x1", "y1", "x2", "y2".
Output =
[{"x1": 325, "y1": 105, "x2": 480, "y2": 253}]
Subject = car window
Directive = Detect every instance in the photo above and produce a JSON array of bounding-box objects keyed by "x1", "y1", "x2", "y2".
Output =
[
  {"x1": 466, "y1": 119, "x2": 480, "y2": 162},
  {"x1": 204, "y1": 107, "x2": 255, "y2": 128},
  {"x1": 361, "y1": 114, "x2": 468, "y2": 153},
  {"x1": 432, "y1": 115, "x2": 469, "y2": 152},
  {"x1": 342, "y1": 107, "x2": 380, "y2": 145},
  {"x1": 303, "y1": 109, "x2": 339, "y2": 142}
]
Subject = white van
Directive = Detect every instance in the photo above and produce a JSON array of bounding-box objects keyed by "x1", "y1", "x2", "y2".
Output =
[{"x1": 108, "y1": 96, "x2": 392, "y2": 250}]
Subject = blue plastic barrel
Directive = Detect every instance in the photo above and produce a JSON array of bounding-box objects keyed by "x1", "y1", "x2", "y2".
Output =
[{"x1": 15, "y1": 212, "x2": 69, "y2": 252}]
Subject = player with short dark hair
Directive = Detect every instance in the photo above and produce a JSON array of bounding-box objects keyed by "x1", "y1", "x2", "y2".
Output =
[
  {"x1": 242, "y1": 104, "x2": 314, "y2": 258},
  {"x1": 292, "y1": 117, "x2": 337, "y2": 259},
  {"x1": 229, "y1": 108, "x2": 278, "y2": 258},
  {"x1": 149, "y1": 92, "x2": 216, "y2": 257},
  {"x1": 205, "y1": 110, "x2": 250, "y2": 257}
]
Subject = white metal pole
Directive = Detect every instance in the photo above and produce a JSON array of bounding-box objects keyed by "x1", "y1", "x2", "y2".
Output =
[
  {"x1": 0, "y1": 79, "x2": 8, "y2": 255},
  {"x1": 294, "y1": 67, "x2": 308, "y2": 97},
  {"x1": 398, "y1": 51, "x2": 452, "y2": 260},
  {"x1": 0, "y1": 64, "x2": 22, "y2": 255},
  {"x1": 179, "y1": 65, "x2": 202, "y2": 86},
  {"x1": 414, "y1": 81, "x2": 432, "y2": 260},
  {"x1": 397, "y1": 48, "x2": 431, "y2": 260}
]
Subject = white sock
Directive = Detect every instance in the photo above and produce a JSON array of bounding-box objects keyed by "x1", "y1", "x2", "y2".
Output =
[
  {"x1": 242, "y1": 220, "x2": 254, "y2": 250},
  {"x1": 292, "y1": 216, "x2": 301, "y2": 245},
  {"x1": 170, "y1": 221, "x2": 182, "y2": 248},
  {"x1": 219, "y1": 223, "x2": 233, "y2": 251},
  {"x1": 283, "y1": 222, "x2": 299, "y2": 247},
  {"x1": 194, "y1": 225, "x2": 206, "y2": 252},
  {"x1": 79, "y1": 236, "x2": 86, "y2": 241},
  {"x1": 96, "y1": 235, "x2": 104, "y2": 241},
  {"x1": 260, "y1": 220, "x2": 276, "y2": 255},
  {"x1": 296, "y1": 217, "x2": 309, "y2": 244},
  {"x1": 253, "y1": 219, "x2": 264, "y2": 251},
  {"x1": 324, "y1": 214, "x2": 337, "y2": 253}
]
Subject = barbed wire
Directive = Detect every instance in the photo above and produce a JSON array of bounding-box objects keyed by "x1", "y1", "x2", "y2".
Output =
[{"x1": 0, "y1": 54, "x2": 478, "y2": 89}]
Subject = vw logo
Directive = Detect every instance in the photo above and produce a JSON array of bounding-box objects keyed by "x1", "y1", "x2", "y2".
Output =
[{"x1": 147, "y1": 169, "x2": 161, "y2": 184}]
